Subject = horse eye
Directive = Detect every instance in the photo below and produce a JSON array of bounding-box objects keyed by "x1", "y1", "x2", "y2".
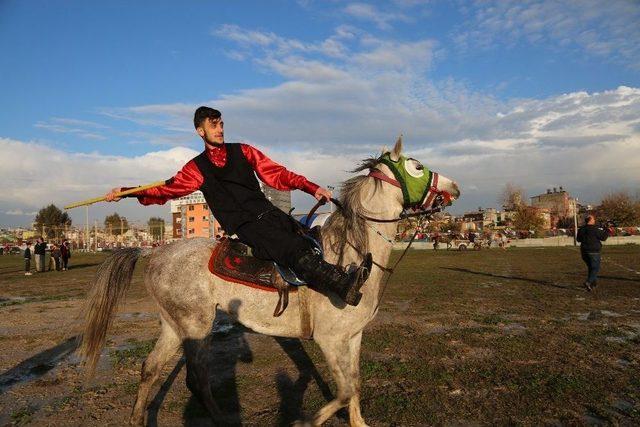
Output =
[{"x1": 416, "y1": 164, "x2": 423, "y2": 170}]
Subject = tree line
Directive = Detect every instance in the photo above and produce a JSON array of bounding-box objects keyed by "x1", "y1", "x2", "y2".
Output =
[
  {"x1": 32, "y1": 205, "x2": 165, "y2": 239},
  {"x1": 500, "y1": 184, "x2": 640, "y2": 233}
]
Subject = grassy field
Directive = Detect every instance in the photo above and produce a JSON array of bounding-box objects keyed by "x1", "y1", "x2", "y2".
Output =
[{"x1": 0, "y1": 245, "x2": 638, "y2": 425}]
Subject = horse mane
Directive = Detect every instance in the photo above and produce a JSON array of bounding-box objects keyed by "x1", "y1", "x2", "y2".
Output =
[{"x1": 322, "y1": 156, "x2": 383, "y2": 266}]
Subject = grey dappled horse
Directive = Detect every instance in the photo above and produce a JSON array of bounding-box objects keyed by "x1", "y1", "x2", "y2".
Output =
[{"x1": 79, "y1": 138, "x2": 460, "y2": 426}]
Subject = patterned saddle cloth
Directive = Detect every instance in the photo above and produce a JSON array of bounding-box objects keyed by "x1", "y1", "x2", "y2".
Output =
[
  {"x1": 208, "y1": 238, "x2": 291, "y2": 292},
  {"x1": 208, "y1": 229, "x2": 322, "y2": 317}
]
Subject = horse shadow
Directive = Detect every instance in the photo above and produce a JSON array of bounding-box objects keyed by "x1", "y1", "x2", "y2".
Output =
[
  {"x1": 143, "y1": 300, "x2": 336, "y2": 426},
  {"x1": 0, "y1": 335, "x2": 80, "y2": 395},
  {"x1": 440, "y1": 267, "x2": 575, "y2": 290},
  {"x1": 65, "y1": 263, "x2": 103, "y2": 270},
  {"x1": 273, "y1": 337, "x2": 337, "y2": 425}
]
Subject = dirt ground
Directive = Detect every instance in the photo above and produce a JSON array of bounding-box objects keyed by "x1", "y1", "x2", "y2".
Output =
[{"x1": 0, "y1": 245, "x2": 638, "y2": 426}]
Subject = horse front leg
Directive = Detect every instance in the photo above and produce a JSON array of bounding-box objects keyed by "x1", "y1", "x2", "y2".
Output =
[
  {"x1": 313, "y1": 332, "x2": 367, "y2": 426},
  {"x1": 346, "y1": 332, "x2": 367, "y2": 427}
]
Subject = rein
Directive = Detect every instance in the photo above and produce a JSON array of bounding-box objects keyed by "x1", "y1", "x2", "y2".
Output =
[{"x1": 302, "y1": 168, "x2": 444, "y2": 310}]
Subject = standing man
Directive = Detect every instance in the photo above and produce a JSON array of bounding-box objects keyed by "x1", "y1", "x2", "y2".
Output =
[
  {"x1": 105, "y1": 107, "x2": 371, "y2": 306},
  {"x1": 34, "y1": 237, "x2": 46, "y2": 273},
  {"x1": 51, "y1": 244, "x2": 62, "y2": 271},
  {"x1": 24, "y1": 242, "x2": 32, "y2": 275},
  {"x1": 61, "y1": 240, "x2": 71, "y2": 271},
  {"x1": 577, "y1": 214, "x2": 608, "y2": 291}
]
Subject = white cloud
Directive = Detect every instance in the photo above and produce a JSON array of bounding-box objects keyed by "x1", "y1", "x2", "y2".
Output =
[
  {"x1": 3, "y1": 84, "x2": 639, "y2": 225},
  {"x1": 0, "y1": 138, "x2": 199, "y2": 226},
  {"x1": 34, "y1": 117, "x2": 109, "y2": 141},
  {"x1": 5, "y1": 209, "x2": 37, "y2": 216},
  {"x1": 343, "y1": 3, "x2": 411, "y2": 30},
  {"x1": 7, "y1": 25, "x2": 638, "y2": 224},
  {"x1": 97, "y1": 27, "x2": 639, "y2": 207},
  {"x1": 453, "y1": 0, "x2": 640, "y2": 69}
]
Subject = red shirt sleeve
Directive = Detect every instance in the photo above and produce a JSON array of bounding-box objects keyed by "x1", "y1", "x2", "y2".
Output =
[
  {"x1": 135, "y1": 159, "x2": 204, "y2": 205},
  {"x1": 241, "y1": 144, "x2": 319, "y2": 195}
]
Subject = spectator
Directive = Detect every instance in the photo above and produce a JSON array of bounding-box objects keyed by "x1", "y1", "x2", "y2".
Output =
[
  {"x1": 51, "y1": 244, "x2": 62, "y2": 271},
  {"x1": 24, "y1": 242, "x2": 32, "y2": 275},
  {"x1": 61, "y1": 240, "x2": 71, "y2": 270},
  {"x1": 34, "y1": 237, "x2": 46, "y2": 272},
  {"x1": 577, "y1": 214, "x2": 609, "y2": 291}
]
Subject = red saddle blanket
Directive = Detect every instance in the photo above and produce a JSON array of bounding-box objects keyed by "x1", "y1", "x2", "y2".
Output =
[{"x1": 208, "y1": 238, "x2": 297, "y2": 293}]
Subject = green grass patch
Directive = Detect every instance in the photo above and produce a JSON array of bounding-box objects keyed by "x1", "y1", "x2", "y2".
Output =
[
  {"x1": 11, "y1": 405, "x2": 36, "y2": 425},
  {"x1": 110, "y1": 339, "x2": 156, "y2": 366}
]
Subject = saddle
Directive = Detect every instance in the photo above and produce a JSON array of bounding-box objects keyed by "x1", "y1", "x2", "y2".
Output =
[{"x1": 208, "y1": 225, "x2": 323, "y2": 321}]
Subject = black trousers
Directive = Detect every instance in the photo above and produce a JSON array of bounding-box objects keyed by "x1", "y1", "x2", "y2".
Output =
[{"x1": 234, "y1": 209, "x2": 314, "y2": 269}]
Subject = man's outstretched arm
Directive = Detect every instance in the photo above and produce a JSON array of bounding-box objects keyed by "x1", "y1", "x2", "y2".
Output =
[
  {"x1": 241, "y1": 144, "x2": 331, "y2": 201},
  {"x1": 105, "y1": 160, "x2": 204, "y2": 205}
]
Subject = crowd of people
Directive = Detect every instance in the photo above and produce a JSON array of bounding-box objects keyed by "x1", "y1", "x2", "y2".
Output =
[{"x1": 21, "y1": 238, "x2": 71, "y2": 275}]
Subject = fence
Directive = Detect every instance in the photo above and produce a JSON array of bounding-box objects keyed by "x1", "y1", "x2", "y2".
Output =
[{"x1": 393, "y1": 235, "x2": 640, "y2": 250}]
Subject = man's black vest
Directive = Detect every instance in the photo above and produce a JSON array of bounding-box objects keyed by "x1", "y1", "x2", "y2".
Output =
[{"x1": 193, "y1": 143, "x2": 276, "y2": 234}]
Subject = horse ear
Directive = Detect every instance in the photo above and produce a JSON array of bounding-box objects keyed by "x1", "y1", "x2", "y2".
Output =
[
  {"x1": 390, "y1": 135, "x2": 403, "y2": 161},
  {"x1": 381, "y1": 145, "x2": 388, "y2": 155}
]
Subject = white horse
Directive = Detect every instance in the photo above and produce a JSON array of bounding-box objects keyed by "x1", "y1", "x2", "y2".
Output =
[{"x1": 79, "y1": 138, "x2": 460, "y2": 426}]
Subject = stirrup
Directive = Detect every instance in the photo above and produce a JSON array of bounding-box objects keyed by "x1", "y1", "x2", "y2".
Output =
[{"x1": 342, "y1": 253, "x2": 373, "y2": 306}]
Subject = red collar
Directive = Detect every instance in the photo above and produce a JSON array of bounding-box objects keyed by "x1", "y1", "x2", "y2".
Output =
[
  {"x1": 206, "y1": 142, "x2": 226, "y2": 152},
  {"x1": 205, "y1": 143, "x2": 227, "y2": 167}
]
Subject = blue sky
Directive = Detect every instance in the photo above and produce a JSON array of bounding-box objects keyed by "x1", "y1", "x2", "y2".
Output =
[{"x1": 1, "y1": 0, "x2": 639, "y2": 227}]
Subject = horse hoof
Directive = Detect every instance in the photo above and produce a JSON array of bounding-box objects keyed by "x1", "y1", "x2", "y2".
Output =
[{"x1": 292, "y1": 416, "x2": 314, "y2": 427}]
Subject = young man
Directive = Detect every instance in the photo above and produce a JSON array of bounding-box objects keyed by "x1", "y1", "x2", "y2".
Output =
[
  {"x1": 24, "y1": 242, "x2": 32, "y2": 275},
  {"x1": 106, "y1": 107, "x2": 371, "y2": 306},
  {"x1": 577, "y1": 214, "x2": 609, "y2": 291},
  {"x1": 34, "y1": 237, "x2": 46, "y2": 272},
  {"x1": 60, "y1": 240, "x2": 71, "y2": 271}
]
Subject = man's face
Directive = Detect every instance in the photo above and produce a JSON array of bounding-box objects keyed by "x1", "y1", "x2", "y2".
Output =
[{"x1": 197, "y1": 118, "x2": 224, "y2": 146}]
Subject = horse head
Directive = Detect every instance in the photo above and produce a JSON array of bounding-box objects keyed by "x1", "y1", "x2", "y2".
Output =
[{"x1": 371, "y1": 136, "x2": 461, "y2": 212}]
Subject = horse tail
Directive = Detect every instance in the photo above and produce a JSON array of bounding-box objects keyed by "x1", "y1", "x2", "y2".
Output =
[{"x1": 79, "y1": 247, "x2": 151, "y2": 378}]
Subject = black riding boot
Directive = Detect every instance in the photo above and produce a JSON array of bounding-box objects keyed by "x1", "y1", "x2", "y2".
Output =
[{"x1": 294, "y1": 249, "x2": 373, "y2": 306}]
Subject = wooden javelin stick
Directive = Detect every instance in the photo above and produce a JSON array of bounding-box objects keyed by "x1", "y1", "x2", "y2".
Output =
[{"x1": 64, "y1": 180, "x2": 167, "y2": 210}]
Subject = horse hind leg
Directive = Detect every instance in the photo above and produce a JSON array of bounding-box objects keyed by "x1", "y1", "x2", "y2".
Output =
[{"x1": 130, "y1": 317, "x2": 181, "y2": 426}]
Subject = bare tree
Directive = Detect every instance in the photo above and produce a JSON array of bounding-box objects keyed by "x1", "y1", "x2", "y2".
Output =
[{"x1": 500, "y1": 183, "x2": 526, "y2": 210}]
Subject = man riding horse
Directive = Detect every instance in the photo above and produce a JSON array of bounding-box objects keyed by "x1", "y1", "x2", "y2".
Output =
[{"x1": 105, "y1": 106, "x2": 372, "y2": 306}]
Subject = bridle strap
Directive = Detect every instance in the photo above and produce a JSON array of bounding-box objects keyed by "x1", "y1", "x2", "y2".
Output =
[
  {"x1": 368, "y1": 169, "x2": 402, "y2": 188},
  {"x1": 422, "y1": 172, "x2": 439, "y2": 208}
]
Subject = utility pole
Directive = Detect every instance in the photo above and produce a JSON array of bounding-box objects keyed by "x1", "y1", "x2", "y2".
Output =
[
  {"x1": 573, "y1": 198, "x2": 578, "y2": 246},
  {"x1": 160, "y1": 221, "x2": 164, "y2": 244},
  {"x1": 85, "y1": 205, "x2": 89, "y2": 251},
  {"x1": 94, "y1": 220, "x2": 98, "y2": 251}
]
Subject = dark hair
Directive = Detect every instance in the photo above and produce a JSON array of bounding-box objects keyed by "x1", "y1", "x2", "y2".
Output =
[{"x1": 194, "y1": 106, "x2": 221, "y2": 129}]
